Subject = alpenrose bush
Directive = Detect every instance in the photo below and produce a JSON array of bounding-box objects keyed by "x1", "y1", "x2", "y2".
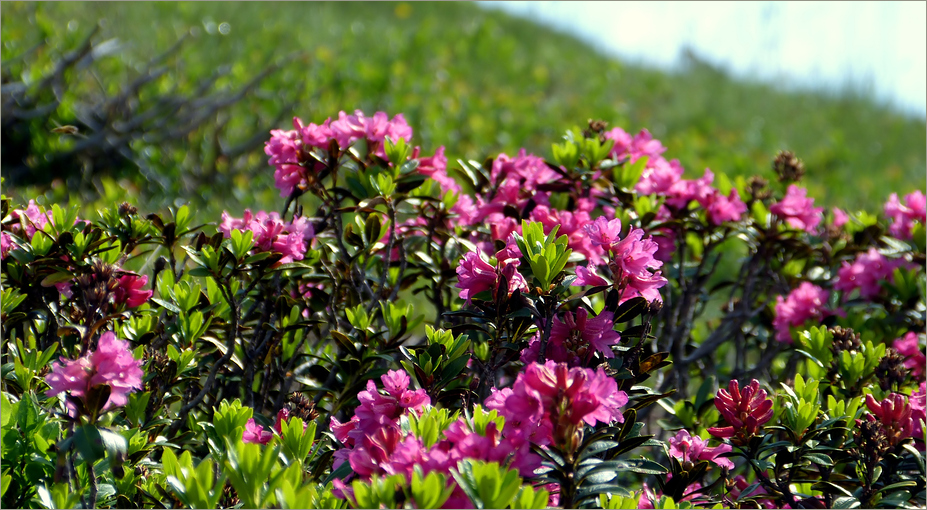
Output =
[{"x1": 1, "y1": 110, "x2": 924, "y2": 509}]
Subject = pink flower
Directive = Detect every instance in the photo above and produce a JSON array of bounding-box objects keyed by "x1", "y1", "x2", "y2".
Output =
[
  {"x1": 456, "y1": 250, "x2": 500, "y2": 301},
  {"x1": 415, "y1": 146, "x2": 460, "y2": 194},
  {"x1": 665, "y1": 169, "x2": 716, "y2": 210},
  {"x1": 708, "y1": 379, "x2": 774, "y2": 443},
  {"x1": 608, "y1": 228, "x2": 667, "y2": 303},
  {"x1": 530, "y1": 206, "x2": 602, "y2": 265},
  {"x1": 894, "y1": 332, "x2": 926, "y2": 381},
  {"x1": 517, "y1": 362, "x2": 626, "y2": 428},
  {"x1": 455, "y1": 246, "x2": 527, "y2": 302},
  {"x1": 834, "y1": 248, "x2": 904, "y2": 300},
  {"x1": 45, "y1": 332, "x2": 144, "y2": 416},
  {"x1": 668, "y1": 429, "x2": 734, "y2": 469},
  {"x1": 770, "y1": 185, "x2": 824, "y2": 233},
  {"x1": 243, "y1": 418, "x2": 273, "y2": 445},
  {"x1": 490, "y1": 149, "x2": 560, "y2": 191},
  {"x1": 297, "y1": 116, "x2": 334, "y2": 148},
  {"x1": 884, "y1": 190, "x2": 926, "y2": 240},
  {"x1": 832, "y1": 207, "x2": 850, "y2": 228},
  {"x1": 864, "y1": 393, "x2": 916, "y2": 446},
  {"x1": 573, "y1": 265, "x2": 609, "y2": 287},
  {"x1": 583, "y1": 216, "x2": 623, "y2": 250},
  {"x1": 911, "y1": 383, "x2": 926, "y2": 441},
  {"x1": 636, "y1": 158, "x2": 684, "y2": 195},
  {"x1": 330, "y1": 110, "x2": 369, "y2": 148},
  {"x1": 522, "y1": 309, "x2": 620, "y2": 365},
  {"x1": 772, "y1": 282, "x2": 832, "y2": 343},
  {"x1": 1, "y1": 232, "x2": 12, "y2": 259},
  {"x1": 11, "y1": 200, "x2": 50, "y2": 239},
  {"x1": 605, "y1": 128, "x2": 666, "y2": 164},
  {"x1": 218, "y1": 210, "x2": 314, "y2": 264},
  {"x1": 114, "y1": 273, "x2": 152, "y2": 308},
  {"x1": 706, "y1": 189, "x2": 747, "y2": 225}
]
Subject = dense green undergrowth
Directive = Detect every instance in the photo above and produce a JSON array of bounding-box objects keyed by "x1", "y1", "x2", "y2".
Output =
[{"x1": 2, "y1": 1, "x2": 924, "y2": 222}]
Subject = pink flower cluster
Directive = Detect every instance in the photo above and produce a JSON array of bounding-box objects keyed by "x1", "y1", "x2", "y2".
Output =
[
  {"x1": 265, "y1": 111, "x2": 416, "y2": 197},
  {"x1": 10, "y1": 199, "x2": 54, "y2": 239},
  {"x1": 242, "y1": 408, "x2": 306, "y2": 445},
  {"x1": 770, "y1": 185, "x2": 824, "y2": 233},
  {"x1": 521, "y1": 308, "x2": 620, "y2": 366},
  {"x1": 329, "y1": 370, "x2": 538, "y2": 508},
  {"x1": 455, "y1": 242, "x2": 527, "y2": 302},
  {"x1": 45, "y1": 332, "x2": 144, "y2": 417},
  {"x1": 708, "y1": 379, "x2": 774, "y2": 443},
  {"x1": 456, "y1": 149, "x2": 560, "y2": 240},
  {"x1": 605, "y1": 128, "x2": 747, "y2": 228},
  {"x1": 884, "y1": 190, "x2": 926, "y2": 240},
  {"x1": 531, "y1": 205, "x2": 603, "y2": 265},
  {"x1": 668, "y1": 429, "x2": 734, "y2": 470},
  {"x1": 8, "y1": 200, "x2": 84, "y2": 240},
  {"x1": 218, "y1": 210, "x2": 314, "y2": 264},
  {"x1": 772, "y1": 282, "x2": 833, "y2": 343},
  {"x1": 894, "y1": 332, "x2": 926, "y2": 381},
  {"x1": 114, "y1": 273, "x2": 153, "y2": 308},
  {"x1": 665, "y1": 169, "x2": 747, "y2": 226},
  {"x1": 912, "y1": 383, "x2": 926, "y2": 441},
  {"x1": 1, "y1": 232, "x2": 13, "y2": 260},
  {"x1": 485, "y1": 361, "x2": 628, "y2": 450},
  {"x1": 834, "y1": 248, "x2": 904, "y2": 300},
  {"x1": 863, "y1": 393, "x2": 918, "y2": 446},
  {"x1": 576, "y1": 217, "x2": 668, "y2": 303}
]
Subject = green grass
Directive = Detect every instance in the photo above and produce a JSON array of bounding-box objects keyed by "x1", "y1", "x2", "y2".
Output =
[{"x1": 2, "y1": 1, "x2": 924, "y2": 222}]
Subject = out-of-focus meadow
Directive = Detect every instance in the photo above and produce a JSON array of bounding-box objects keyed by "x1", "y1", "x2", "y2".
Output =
[{"x1": 2, "y1": 1, "x2": 924, "y2": 223}]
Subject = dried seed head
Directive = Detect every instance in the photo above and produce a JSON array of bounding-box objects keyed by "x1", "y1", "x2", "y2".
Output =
[
  {"x1": 745, "y1": 176, "x2": 771, "y2": 202},
  {"x1": 875, "y1": 349, "x2": 909, "y2": 391},
  {"x1": 829, "y1": 326, "x2": 862, "y2": 355},
  {"x1": 118, "y1": 202, "x2": 138, "y2": 216},
  {"x1": 773, "y1": 150, "x2": 805, "y2": 183}
]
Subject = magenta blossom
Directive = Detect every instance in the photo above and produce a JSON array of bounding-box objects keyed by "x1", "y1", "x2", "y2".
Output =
[
  {"x1": 894, "y1": 332, "x2": 926, "y2": 381},
  {"x1": 831, "y1": 207, "x2": 850, "y2": 228},
  {"x1": 708, "y1": 379, "x2": 774, "y2": 444},
  {"x1": 114, "y1": 273, "x2": 153, "y2": 308},
  {"x1": 772, "y1": 282, "x2": 833, "y2": 343},
  {"x1": 668, "y1": 429, "x2": 734, "y2": 470},
  {"x1": 864, "y1": 393, "x2": 916, "y2": 446},
  {"x1": 608, "y1": 228, "x2": 668, "y2": 303},
  {"x1": 455, "y1": 245, "x2": 527, "y2": 302},
  {"x1": 604, "y1": 127, "x2": 667, "y2": 164},
  {"x1": 243, "y1": 418, "x2": 274, "y2": 445},
  {"x1": 911, "y1": 383, "x2": 926, "y2": 441},
  {"x1": 488, "y1": 361, "x2": 628, "y2": 450},
  {"x1": 521, "y1": 309, "x2": 620, "y2": 365},
  {"x1": 770, "y1": 184, "x2": 824, "y2": 233},
  {"x1": 583, "y1": 216, "x2": 623, "y2": 250},
  {"x1": 242, "y1": 408, "x2": 307, "y2": 444},
  {"x1": 636, "y1": 158, "x2": 684, "y2": 195},
  {"x1": 884, "y1": 190, "x2": 926, "y2": 240},
  {"x1": 834, "y1": 248, "x2": 904, "y2": 300},
  {"x1": 530, "y1": 206, "x2": 602, "y2": 265},
  {"x1": 414, "y1": 146, "x2": 460, "y2": 194},
  {"x1": 665, "y1": 168, "x2": 716, "y2": 210},
  {"x1": 706, "y1": 189, "x2": 747, "y2": 225},
  {"x1": 45, "y1": 332, "x2": 144, "y2": 417},
  {"x1": 1, "y1": 232, "x2": 12, "y2": 259},
  {"x1": 219, "y1": 210, "x2": 314, "y2": 264}
]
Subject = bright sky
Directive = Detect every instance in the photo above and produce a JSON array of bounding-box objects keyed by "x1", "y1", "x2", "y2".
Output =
[{"x1": 481, "y1": 1, "x2": 927, "y2": 118}]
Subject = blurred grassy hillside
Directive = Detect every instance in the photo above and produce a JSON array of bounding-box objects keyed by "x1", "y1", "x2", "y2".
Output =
[{"x1": 2, "y1": 1, "x2": 924, "y2": 222}]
